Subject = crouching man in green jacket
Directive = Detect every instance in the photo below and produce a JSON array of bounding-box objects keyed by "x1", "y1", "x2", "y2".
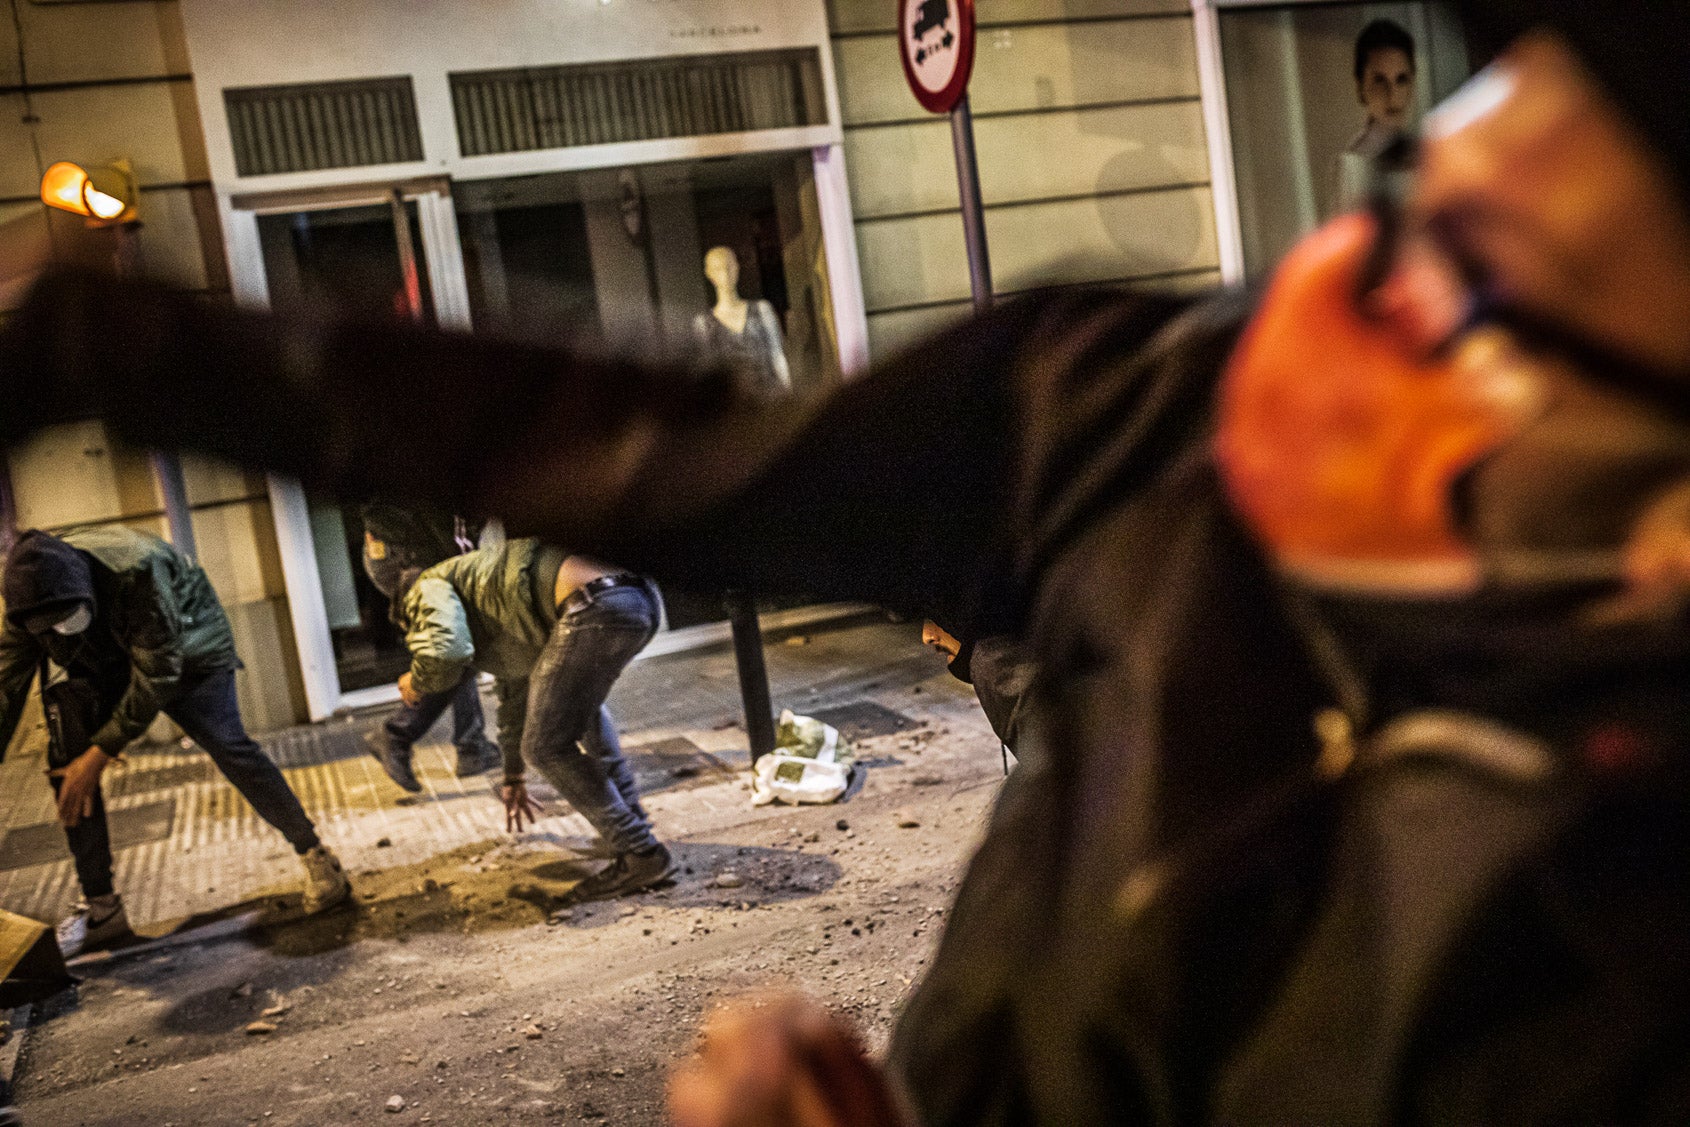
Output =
[
  {"x1": 387, "y1": 538, "x2": 672, "y2": 903},
  {"x1": 0, "y1": 527, "x2": 351, "y2": 955}
]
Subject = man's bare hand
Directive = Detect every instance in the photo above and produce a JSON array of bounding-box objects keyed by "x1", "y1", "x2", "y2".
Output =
[
  {"x1": 669, "y1": 994, "x2": 910, "y2": 1127},
  {"x1": 48, "y1": 747, "x2": 113, "y2": 828},
  {"x1": 397, "y1": 671, "x2": 424, "y2": 707},
  {"x1": 502, "y1": 780, "x2": 542, "y2": 833}
]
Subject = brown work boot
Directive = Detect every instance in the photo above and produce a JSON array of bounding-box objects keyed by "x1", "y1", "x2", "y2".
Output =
[
  {"x1": 454, "y1": 739, "x2": 501, "y2": 778},
  {"x1": 300, "y1": 845, "x2": 352, "y2": 914},
  {"x1": 558, "y1": 843, "x2": 674, "y2": 905},
  {"x1": 364, "y1": 730, "x2": 421, "y2": 793}
]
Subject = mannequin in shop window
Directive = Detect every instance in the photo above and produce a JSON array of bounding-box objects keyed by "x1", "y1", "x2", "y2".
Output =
[
  {"x1": 1333, "y1": 18, "x2": 1418, "y2": 215},
  {"x1": 693, "y1": 245, "x2": 793, "y2": 400}
]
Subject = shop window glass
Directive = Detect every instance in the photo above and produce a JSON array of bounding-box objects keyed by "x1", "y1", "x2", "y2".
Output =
[
  {"x1": 455, "y1": 150, "x2": 842, "y2": 626},
  {"x1": 1218, "y1": 1, "x2": 1471, "y2": 279}
]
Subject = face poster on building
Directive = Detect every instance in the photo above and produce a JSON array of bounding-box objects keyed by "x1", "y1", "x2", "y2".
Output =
[{"x1": 1217, "y1": 1, "x2": 1471, "y2": 279}]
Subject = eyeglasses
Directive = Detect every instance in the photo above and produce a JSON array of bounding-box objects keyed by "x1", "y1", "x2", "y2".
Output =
[{"x1": 1351, "y1": 134, "x2": 1689, "y2": 414}]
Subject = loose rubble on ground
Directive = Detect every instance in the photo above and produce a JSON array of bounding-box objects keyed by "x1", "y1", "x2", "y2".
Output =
[{"x1": 6, "y1": 658, "x2": 1003, "y2": 1124}]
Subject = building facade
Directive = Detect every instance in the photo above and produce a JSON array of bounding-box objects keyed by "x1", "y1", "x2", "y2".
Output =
[{"x1": 5, "y1": 0, "x2": 1454, "y2": 732}]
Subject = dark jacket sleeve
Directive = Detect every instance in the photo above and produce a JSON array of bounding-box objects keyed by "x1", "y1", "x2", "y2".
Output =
[
  {"x1": 403, "y1": 577, "x2": 476, "y2": 697},
  {"x1": 91, "y1": 553, "x2": 187, "y2": 752},
  {"x1": 0, "y1": 620, "x2": 43, "y2": 760},
  {"x1": 0, "y1": 273, "x2": 1199, "y2": 638}
]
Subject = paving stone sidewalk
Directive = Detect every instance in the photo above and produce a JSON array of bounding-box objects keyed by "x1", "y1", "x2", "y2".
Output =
[{"x1": 0, "y1": 614, "x2": 943, "y2": 933}]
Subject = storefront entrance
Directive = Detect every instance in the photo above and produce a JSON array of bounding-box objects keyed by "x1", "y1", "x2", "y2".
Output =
[{"x1": 228, "y1": 151, "x2": 855, "y2": 718}]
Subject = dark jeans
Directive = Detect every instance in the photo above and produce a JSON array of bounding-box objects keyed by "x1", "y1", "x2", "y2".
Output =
[
  {"x1": 522, "y1": 582, "x2": 660, "y2": 855},
  {"x1": 58, "y1": 668, "x2": 319, "y2": 900},
  {"x1": 385, "y1": 673, "x2": 491, "y2": 753}
]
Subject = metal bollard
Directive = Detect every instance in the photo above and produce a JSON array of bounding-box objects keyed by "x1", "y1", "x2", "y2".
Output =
[{"x1": 724, "y1": 591, "x2": 777, "y2": 763}]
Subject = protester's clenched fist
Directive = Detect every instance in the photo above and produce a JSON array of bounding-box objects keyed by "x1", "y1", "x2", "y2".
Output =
[{"x1": 669, "y1": 994, "x2": 909, "y2": 1127}]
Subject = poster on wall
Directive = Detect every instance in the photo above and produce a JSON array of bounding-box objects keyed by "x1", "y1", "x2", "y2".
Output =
[{"x1": 1218, "y1": 1, "x2": 1472, "y2": 279}]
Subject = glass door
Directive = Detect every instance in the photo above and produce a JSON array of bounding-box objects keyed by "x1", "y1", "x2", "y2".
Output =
[
  {"x1": 454, "y1": 152, "x2": 843, "y2": 633},
  {"x1": 226, "y1": 179, "x2": 472, "y2": 718}
]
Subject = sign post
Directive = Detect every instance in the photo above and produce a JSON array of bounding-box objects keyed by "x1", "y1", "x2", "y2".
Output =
[{"x1": 900, "y1": 0, "x2": 989, "y2": 313}]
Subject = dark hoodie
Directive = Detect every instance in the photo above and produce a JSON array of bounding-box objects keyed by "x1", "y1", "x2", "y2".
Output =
[
  {"x1": 1462, "y1": 2, "x2": 1690, "y2": 204},
  {"x1": 0, "y1": 527, "x2": 237, "y2": 756}
]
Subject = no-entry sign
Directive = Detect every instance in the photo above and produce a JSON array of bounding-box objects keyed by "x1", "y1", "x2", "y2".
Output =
[{"x1": 898, "y1": 0, "x2": 976, "y2": 115}]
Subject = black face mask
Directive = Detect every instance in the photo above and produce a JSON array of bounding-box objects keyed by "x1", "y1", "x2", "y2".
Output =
[{"x1": 34, "y1": 617, "x2": 126, "y2": 691}]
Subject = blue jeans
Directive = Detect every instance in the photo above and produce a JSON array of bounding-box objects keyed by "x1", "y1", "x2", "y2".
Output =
[
  {"x1": 521, "y1": 582, "x2": 660, "y2": 855},
  {"x1": 384, "y1": 673, "x2": 492, "y2": 754},
  {"x1": 61, "y1": 668, "x2": 319, "y2": 899}
]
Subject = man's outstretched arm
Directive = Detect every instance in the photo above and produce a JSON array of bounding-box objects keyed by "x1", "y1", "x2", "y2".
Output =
[{"x1": 0, "y1": 273, "x2": 1189, "y2": 627}]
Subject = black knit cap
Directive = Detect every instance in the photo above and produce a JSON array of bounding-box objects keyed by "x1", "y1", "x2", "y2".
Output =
[
  {"x1": 3, "y1": 529, "x2": 95, "y2": 634},
  {"x1": 1459, "y1": 1, "x2": 1690, "y2": 199}
]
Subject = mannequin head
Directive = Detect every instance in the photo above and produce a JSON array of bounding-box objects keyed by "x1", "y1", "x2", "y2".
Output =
[
  {"x1": 704, "y1": 246, "x2": 741, "y2": 298},
  {"x1": 1354, "y1": 19, "x2": 1417, "y2": 132}
]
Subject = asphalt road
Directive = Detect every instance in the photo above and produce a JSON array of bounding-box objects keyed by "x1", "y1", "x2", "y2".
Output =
[{"x1": 11, "y1": 674, "x2": 1005, "y2": 1126}]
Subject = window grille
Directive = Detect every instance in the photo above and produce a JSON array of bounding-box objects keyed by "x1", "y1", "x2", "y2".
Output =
[
  {"x1": 225, "y1": 77, "x2": 425, "y2": 177},
  {"x1": 451, "y1": 48, "x2": 826, "y2": 157}
]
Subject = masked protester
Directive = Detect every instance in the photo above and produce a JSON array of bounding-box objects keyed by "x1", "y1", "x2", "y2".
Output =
[
  {"x1": 3, "y1": 0, "x2": 1690, "y2": 1120},
  {"x1": 360, "y1": 502, "x2": 501, "y2": 792},
  {"x1": 0, "y1": 529, "x2": 351, "y2": 955}
]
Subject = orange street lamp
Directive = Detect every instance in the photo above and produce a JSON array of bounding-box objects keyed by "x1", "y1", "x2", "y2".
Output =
[{"x1": 40, "y1": 159, "x2": 138, "y2": 225}]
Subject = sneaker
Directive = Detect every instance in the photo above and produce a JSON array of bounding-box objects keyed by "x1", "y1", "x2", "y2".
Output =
[
  {"x1": 454, "y1": 739, "x2": 501, "y2": 778},
  {"x1": 56, "y1": 893, "x2": 131, "y2": 957},
  {"x1": 300, "y1": 845, "x2": 352, "y2": 914},
  {"x1": 365, "y1": 730, "x2": 421, "y2": 793},
  {"x1": 557, "y1": 843, "x2": 674, "y2": 906}
]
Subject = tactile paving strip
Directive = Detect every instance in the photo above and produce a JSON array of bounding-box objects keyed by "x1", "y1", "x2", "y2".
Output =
[
  {"x1": 0, "y1": 799, "x2": 177, "y2": 871},
  {"x1": 0, "y1": 618, "x2": 932, "y2": 927}
]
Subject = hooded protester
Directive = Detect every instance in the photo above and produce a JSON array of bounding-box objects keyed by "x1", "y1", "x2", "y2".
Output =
[
  {"x1": 2, "y1": 0, "x2": 1690, "y2": 1121},
  {"x1": 0, "y1": 528, "x2": 351, "y2": 954},
  {"x1": 360, "y1": 501, "x2": 501, "y2": 792}
]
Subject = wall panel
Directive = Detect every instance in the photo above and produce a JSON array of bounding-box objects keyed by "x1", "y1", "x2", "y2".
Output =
[
  {"x1": 827, "y1": 0, "x2": 1189, "y2": 36},
  {"x1": 865, "y1": 301, "x2": 972, "y2": 363},
  {"x1": 0, "y1": 202, "x2": 50, "y2": 310},
  {"x1": 29, "y1": 81, "x2": 202, "y2": 186},
  {"x1": 857, "y1": 184, "x2": 1215, "y2": 310},
  {"x1": 0, "y1": 96, "x2": 42, "y2": 200},
  {"x1": 864, "y1": 263, "x2": 1221, "y2": 357},
  {"x1": 17, "y1": 0, "x2": 187, "y2": 86},
  {"x1": 0, "y1": 9, "x2": 18, "y2": 87},
  {"x1": 9, "y1": 422, "x2": 163, "y2": 530},
  {"x1": 132, "y1": 185, "x2": 212, "y2": 288},
  {"x1": 845, "y1": 99, "x2": 1208, "y2": 218},
  {"x1": 835, "y1": 17, "x2": 1197, "y2": 126},
  {"x1": 191, "y1": 499, "x2": 286, "y2": 607}
]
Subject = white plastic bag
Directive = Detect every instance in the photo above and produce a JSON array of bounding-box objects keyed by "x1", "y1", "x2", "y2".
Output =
[{"x1": 750, "y1": 710, "x2": 856, "y2": 806}]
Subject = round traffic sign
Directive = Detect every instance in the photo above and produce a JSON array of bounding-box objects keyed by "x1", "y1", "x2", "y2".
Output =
[{"x1": 898, "y1": 0, "x2": 976, "y2": 115}]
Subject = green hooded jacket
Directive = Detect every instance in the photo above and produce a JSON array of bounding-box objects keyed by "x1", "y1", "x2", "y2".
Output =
[
  {"x1": 0, "y1": 526, "x2": 239, "y2": 757},
  {"x1": 397, "y1": 538, "x2": 555, "y2": 778}
]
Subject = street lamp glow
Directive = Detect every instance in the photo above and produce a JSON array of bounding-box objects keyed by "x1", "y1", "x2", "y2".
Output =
[
  {"x1": 83, "y1": 187, "x2": 127, "y2": 220},
  {"x1": 39, "y1": 160, "x2": 136, "y2": 224}
]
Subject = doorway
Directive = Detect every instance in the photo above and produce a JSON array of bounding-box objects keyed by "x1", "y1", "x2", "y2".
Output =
[{"x1": 226, "y1": 178, "x2": 473, "y2": 717}]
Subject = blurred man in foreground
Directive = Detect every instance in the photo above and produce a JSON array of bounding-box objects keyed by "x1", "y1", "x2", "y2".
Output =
[{"x1": 4, "y1": 0, "x2": 1690, "y2": 1121}]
